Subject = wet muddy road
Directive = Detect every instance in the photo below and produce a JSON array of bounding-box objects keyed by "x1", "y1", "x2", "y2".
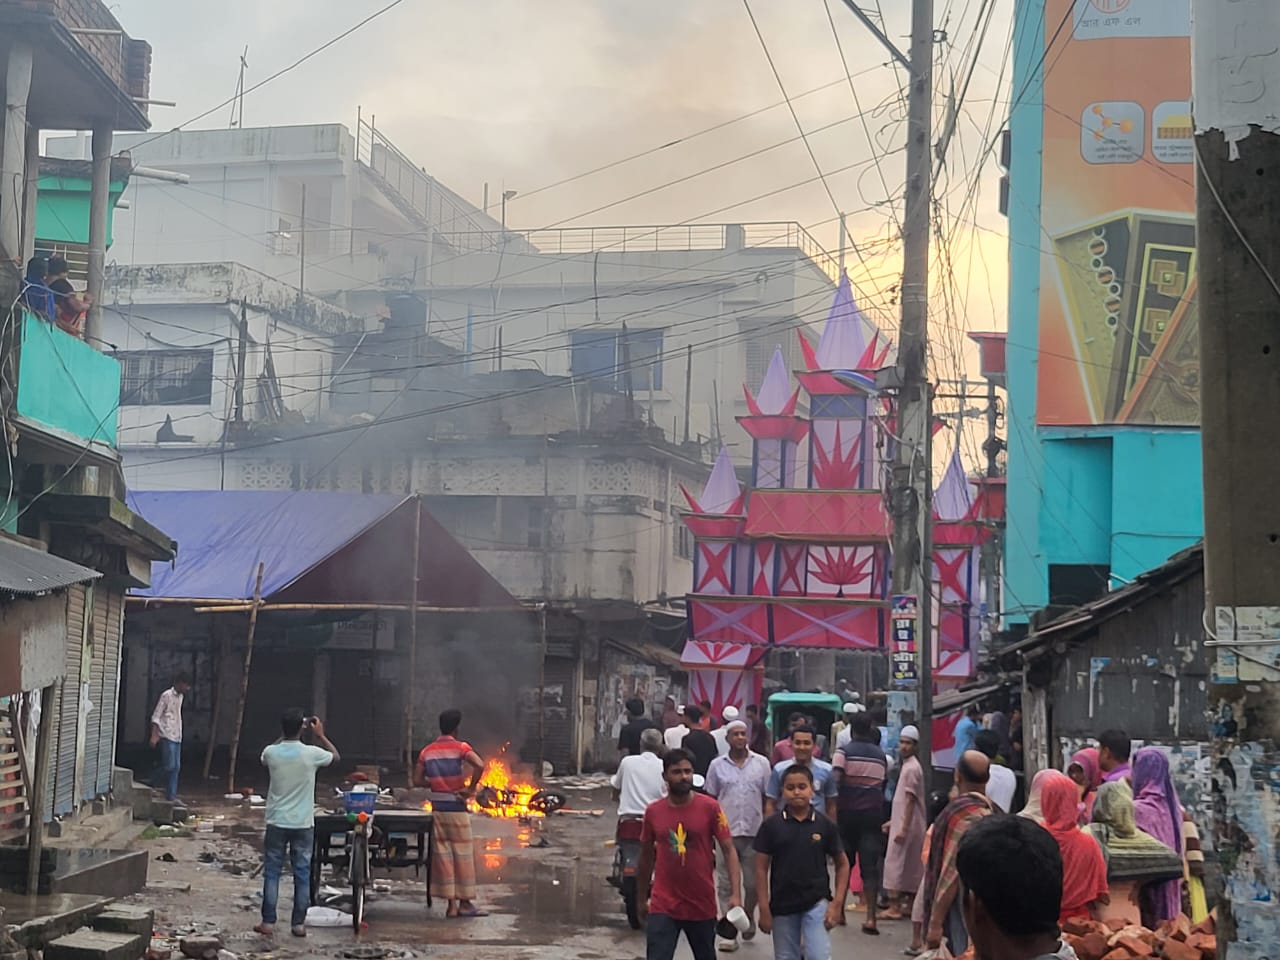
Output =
[{"x1": 129, "y1": 794, "x2": 913, "y2": 960}]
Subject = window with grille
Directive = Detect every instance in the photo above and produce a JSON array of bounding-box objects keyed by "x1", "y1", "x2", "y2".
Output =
[
  {"x1": 569, "y1": 328, "x2": 665, "y2": 391},
  {"x1": 676, "y1": 523, "x2": 694, "y2": 560},
  {"x1": 34, "y1": 243, "x2": 90, "y2": 285},
  {"x1": 742, "y1": 319, "x2": 805, "y2": 392},
  {"x1": 113, "y1": 349, "x2": 215, "y2": 406}
]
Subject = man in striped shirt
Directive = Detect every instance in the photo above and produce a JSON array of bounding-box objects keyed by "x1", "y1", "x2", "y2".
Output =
[
  {"x1": 413, "y1": 709, "x2": 486, "y2": 918},
  {"x1": 832, "y1": 711, "x2": 889, "y2": 933}
]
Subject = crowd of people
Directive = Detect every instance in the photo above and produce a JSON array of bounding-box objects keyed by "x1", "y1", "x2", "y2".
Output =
[{"x1": 614, "y1": 695, "x2": 1206, "y2": 960}]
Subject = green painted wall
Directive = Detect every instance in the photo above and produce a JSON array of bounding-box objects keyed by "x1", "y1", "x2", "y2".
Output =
[
  {"x1": 34, "y1": 174, "x2": 126, "y2": 246},
  {"x1": 14, "y1": 310, "x2": 119, "y2": 446}
]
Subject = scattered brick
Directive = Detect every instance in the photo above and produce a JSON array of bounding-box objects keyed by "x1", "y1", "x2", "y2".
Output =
[
  {"x1": 1078, "y1": 931, "x2": 1111, "y2": 960},
  {"x1": 1161, "y1": 938, "x2": 1202, "y2": 960}
]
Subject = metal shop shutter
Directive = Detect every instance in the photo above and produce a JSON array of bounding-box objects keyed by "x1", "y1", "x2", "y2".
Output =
[
  {"x1": 95, "y1": 591, "x2": 122, "y2": 797},
  {"x1": 537, "y1": 656, "x2": 576, "y2": 775},
  {"x1": 82, "y1": 588, "x2": 120, "y2": 801},
  {"x1": 46, "y1": 585, "x2": 87, "y2": 820}
]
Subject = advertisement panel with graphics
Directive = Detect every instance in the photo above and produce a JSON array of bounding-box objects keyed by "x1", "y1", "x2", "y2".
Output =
[{"x1": 1036, "y1": 0, "x2": 1197, "y2": 426}]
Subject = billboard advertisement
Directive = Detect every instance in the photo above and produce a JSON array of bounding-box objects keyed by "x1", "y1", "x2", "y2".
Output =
[{"x1": 1036, "y1": 0, "x2": 1198, "y2": 426}]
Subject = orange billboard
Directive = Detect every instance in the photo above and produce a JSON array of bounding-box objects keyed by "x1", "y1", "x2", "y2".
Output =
[{"x1": 1036, "y1": 0, "x2": 1198, "y2": 426}]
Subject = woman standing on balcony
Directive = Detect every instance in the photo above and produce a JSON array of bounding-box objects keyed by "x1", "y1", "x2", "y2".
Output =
[{"x1": 46, "y1": 255, "x2": 91, "y2": 339}]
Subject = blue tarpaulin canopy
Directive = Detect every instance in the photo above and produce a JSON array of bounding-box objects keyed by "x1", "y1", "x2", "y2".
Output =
[{"x1": 127, "y1": 490, "x2": 517, "y2": 608}]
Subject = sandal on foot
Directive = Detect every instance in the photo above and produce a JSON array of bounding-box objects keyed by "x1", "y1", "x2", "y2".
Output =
[{"x1": 862, "y1": 923, "x2": 881, "y2": 935}]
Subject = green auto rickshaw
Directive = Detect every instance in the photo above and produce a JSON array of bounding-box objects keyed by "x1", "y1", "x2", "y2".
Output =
[{"x1": 764, "y1": 691, "x2": 846, "y2": 757}]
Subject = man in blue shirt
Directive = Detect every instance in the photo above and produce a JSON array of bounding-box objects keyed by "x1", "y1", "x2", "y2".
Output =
[
  {"x1": 952, "y1": 705, "x2": 981, "y2": 766},
  {"x1": 765, "y1": 725, "x2": 837, "y2": 820},
  {"x1": 255, "y1": 709, "x2": 339, "y2": 938}
]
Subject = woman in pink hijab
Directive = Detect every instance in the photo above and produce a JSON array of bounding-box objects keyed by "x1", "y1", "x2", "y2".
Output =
[
  {"x1": 1067, "y1": 747, "x2": 1104, "y2": 826},
  {"x1": 1019, "y1": 768, "x2": 1073, "y2": 824}
]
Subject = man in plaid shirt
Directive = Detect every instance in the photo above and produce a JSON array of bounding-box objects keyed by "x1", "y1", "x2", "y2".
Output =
[{"x1": 922, "y1": 751, "x2": 994, "y2": 954}]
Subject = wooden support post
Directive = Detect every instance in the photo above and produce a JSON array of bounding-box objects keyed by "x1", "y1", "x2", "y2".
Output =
[
  {"x1": 26, "y1": 682, "x2": 55, "y2": 895},
  {"x1": 202, "y1": 624, "x2": 230, "y2": 781},
  {"x1": 226, "y1": 563, "x2": 265, "y2": 794},
  {"x1": 403, "y1": 498, "x2": 422, "y2": 785}
]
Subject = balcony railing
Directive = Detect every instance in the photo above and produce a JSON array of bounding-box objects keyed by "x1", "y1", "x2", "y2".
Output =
[
  {"x1": 433, "y1": 221, "x2": 844, "y2": 283},
  {"x1": 13, "y1": 308, "x2": 119, "y2": 447}
]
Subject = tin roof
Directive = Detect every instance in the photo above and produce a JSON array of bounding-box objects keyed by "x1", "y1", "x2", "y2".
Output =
[{"x1": 0, "y1": 537, "x2": 101, "y2": 596}]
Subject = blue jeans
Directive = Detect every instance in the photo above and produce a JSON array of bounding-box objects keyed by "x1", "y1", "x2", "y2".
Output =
[
  {"x1": 645, "y1": 914, "x2": 715, "y2": 960},
  {"x1": 262, "y1": 825, "x2": 314, "y2": 928},
  {"x1": 157, "y1": 739, "x2": 181, "y2": 801},
  {"x1": 771, "y1": 900, "x2": 831, "y2": 960}
]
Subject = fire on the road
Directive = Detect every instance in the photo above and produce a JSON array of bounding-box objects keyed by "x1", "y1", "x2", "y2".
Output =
[
  {"x1": 417, "y1": 757, "x2": 545, "y2": 819},
  {"x1": 471, "y1": 759, "x2": 544, "y2": 818}
]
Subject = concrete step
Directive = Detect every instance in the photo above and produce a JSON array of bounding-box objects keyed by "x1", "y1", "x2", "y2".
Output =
[
  {"x1": 45, "y1": 931, "x2": 145, "y2": 960},
  {"x1": 47, "y1": 848, "x2": 149, "y2": 898},
  {"x1": 93, "y1": 906, "x2": 155, "y2": 937}
]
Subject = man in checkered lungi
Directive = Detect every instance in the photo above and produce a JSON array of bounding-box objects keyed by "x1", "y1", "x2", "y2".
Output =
[{"x1": 414, "y1": 709, "x2": 487, "y2": 917}]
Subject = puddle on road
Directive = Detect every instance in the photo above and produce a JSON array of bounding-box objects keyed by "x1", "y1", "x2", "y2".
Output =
[{"x1": 343, "y1": 823, "x2": 633, "y2": 945}]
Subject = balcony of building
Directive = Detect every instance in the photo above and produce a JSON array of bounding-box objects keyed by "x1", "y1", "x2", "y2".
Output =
[
  {"x1": 8, "y1": 306, "x2": 120, "y2": 450},
  {"x1": 0, "y1": 0, "x2": 151, "y2": 132},
  {"x1": 0, "y1": 0, "x2": 152, "y2": 336}
]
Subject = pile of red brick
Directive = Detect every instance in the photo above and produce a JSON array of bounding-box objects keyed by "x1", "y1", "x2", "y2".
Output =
[{"x1": 1060, "y1": 913, "x2": 1217, "y2": 960}]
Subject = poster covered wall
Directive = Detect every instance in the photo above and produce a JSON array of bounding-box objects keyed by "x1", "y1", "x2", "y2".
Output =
[{"x1": 1037, "y1": 0, "x2": 1198, "y2": 426}]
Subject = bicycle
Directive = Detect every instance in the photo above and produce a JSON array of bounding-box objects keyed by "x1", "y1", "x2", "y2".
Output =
[{"x1": 344, "y1": 788, "x2": 378, "y2": 933}]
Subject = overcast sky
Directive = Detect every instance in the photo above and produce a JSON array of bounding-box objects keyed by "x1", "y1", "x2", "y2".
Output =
[{"x1": 112, "y1": 0, "x2": 1013, "y2": 358}]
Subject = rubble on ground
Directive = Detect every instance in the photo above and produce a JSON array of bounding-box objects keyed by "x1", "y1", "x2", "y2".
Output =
[{"x1": 1061, "y1": 912, "x2": 1217, "y2": 960}]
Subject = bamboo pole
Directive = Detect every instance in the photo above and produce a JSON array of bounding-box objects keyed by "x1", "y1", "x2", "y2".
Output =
[
  {"x1": 226, "y1": 563, "x2": 264, "y2": 794},
  {"x1": 403, "y1": 498, "x2": 422, "y2": 786},
  {"x1": 188, "y1": 602, "x2": 535, "y2": 614},
  {"x1": 202, "y1": 623, "x2": 230, "y2": 780}
]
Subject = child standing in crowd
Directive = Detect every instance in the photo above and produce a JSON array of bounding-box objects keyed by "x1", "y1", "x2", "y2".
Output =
[{"x1": 754, "y1": 765, "x2": 850, "y2": 960}]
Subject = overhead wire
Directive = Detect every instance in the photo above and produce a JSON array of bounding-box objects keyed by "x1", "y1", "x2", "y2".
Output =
[
  {"x1": 116, "y1": 0, "x2": 410, "y2": 159},
  {"x1": 740, "y1": 0, "x2": 887, "y2": 301}
]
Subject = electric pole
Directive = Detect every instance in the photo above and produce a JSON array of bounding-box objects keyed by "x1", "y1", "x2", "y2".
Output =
[
  {"x1": 1193, "y1": 2, "x2": 1280, "y2": 954},
  {"x1": 839, "y1": 0, "x2": 936, "y2": 774}
]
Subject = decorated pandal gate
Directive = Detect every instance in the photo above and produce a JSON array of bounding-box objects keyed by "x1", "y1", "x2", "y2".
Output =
[{"x1": 679, "y1": 276, "x2": 1003, "y2": 721}]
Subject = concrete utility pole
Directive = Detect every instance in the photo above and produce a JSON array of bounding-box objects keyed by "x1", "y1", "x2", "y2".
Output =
[
  {"x1": 1193, "y1": 1, "x2": 1280, "y2": 952},
  {"x1": 843, "y1": 0, "x2": 936, "y2": 774}
]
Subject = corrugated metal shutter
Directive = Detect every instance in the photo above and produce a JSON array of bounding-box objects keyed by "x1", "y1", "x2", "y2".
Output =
[
  {"x1": 96, "y1": 591, "x2": 122, "y2": 796},
  {"x1": 540, "y1": 656, "x2": 576, "y2": 775},
  {"x1": 328, "y1": 650, "x2": 403, "y2": 762},
  {"x1": 47, "y1": 585, "x2": 87, "y2": 820},
  {"x1": 82, "y1": 588, "x2": 113, "y2": 801}
]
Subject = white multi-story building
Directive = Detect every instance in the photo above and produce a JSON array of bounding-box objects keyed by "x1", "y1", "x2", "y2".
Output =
[
  {"x1": 59, "y1": 119, "x2": 865, "y2": 769},
  {"x1": 51, "y1": 120, "x2": 852, "y2": 454}
]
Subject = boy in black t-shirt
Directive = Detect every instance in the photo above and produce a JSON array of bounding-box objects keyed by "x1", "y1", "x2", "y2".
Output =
[{"x1": 754, "y1": 765, "x2": 850, "y2": 960}]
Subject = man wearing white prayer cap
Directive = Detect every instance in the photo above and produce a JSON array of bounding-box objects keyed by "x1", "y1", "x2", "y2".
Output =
[
  {"x1": 712, "y1": 705, "x2": 741, "y2": 758},
  {"x1": 883, "y1": 724, "x2": 926, "y2": 924}
]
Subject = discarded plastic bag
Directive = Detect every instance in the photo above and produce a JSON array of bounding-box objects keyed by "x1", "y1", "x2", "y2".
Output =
[{"x1": 305, "y1": 906, "x2": 351, "y2": 927}]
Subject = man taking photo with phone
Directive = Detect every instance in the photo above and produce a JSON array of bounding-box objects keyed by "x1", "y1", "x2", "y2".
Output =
[{"x1": 255, "y1": 710, "x2": 339, "y2": 938}]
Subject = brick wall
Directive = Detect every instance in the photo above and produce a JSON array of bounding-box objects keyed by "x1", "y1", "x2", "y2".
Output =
[{"x1": 1, "y1": 0, "x2": 150, "y2": 107}]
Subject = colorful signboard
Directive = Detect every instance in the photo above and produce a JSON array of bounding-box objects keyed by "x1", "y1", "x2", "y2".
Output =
[
  {"x1": 891, "y1": 594, "x2": 918, "y2": 685},
  {"x1": 1036, "y1": 0, "x2": 1197, "y2": 426}
]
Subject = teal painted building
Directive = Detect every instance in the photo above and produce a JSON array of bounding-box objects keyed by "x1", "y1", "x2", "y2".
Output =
[{"x1": 1003, "y1": 0, "x2": 1203, "y2": 622}]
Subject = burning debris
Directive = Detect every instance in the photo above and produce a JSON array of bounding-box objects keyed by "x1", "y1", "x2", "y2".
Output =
[{"x1": 417, "y1": 747, "x2": 568, "y2": 820}]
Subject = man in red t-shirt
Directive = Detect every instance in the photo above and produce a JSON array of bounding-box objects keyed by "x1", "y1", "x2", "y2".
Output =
[{"x1": 637, "y1": 748, "x2": 742, "y2": 960}]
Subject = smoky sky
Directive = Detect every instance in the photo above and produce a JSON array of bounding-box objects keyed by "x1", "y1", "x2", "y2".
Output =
[{"x1": 110, "y1": 0, "x2": 1012, "y2": 354}]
